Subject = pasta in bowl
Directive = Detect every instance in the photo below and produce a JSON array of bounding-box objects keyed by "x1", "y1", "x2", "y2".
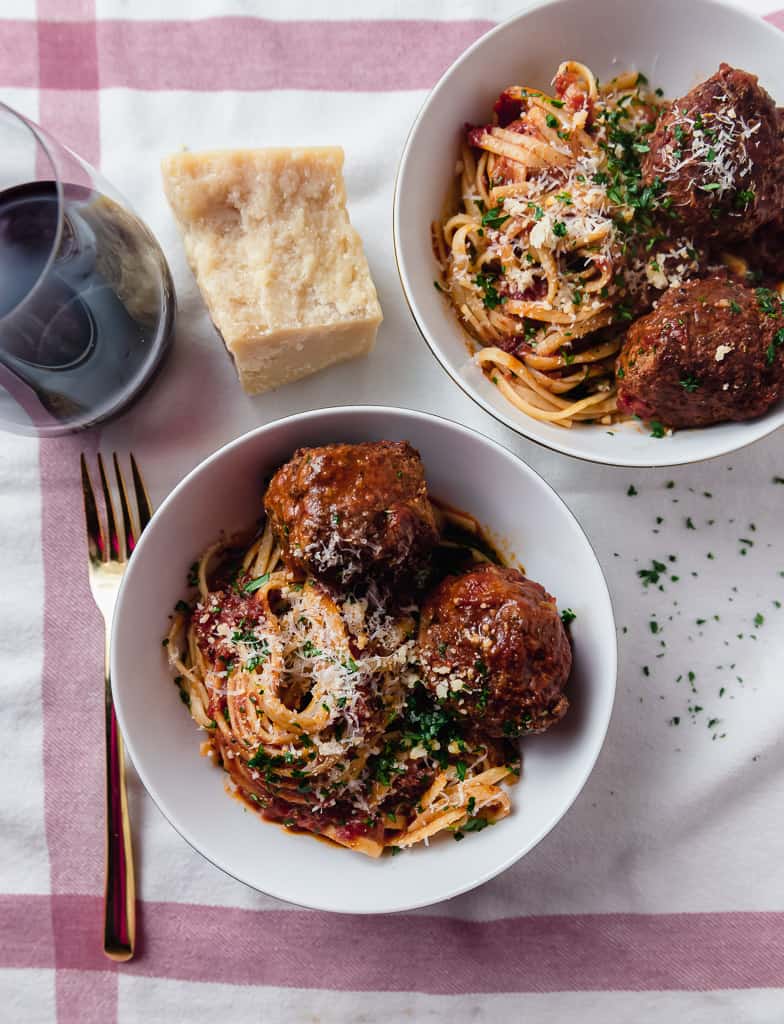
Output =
[
  {"x1": 394, "y1": 0, "x2": 784, "y2": 465},
  {"x1": 165, "y1": 441, "x2": 570, "y2": 858},
  {"x1": 436, "y1": 61, "x2": 667, "y2": 427},
  {"x1": 111, "y1": 407, "x2": 616, "y2": 912}
]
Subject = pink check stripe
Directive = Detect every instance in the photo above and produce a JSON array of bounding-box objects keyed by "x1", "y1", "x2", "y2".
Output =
[
  {"x1": 96, "y1": 18, "x2": 494, "y2": 91},
  {"x1": 0, "y1": 21, "x2": 37, "y2": 86},
  {"x1": 3, "y1": 894, "x2": 784, "y2": 992},
  {"x1": 1, "y1": 18, "x2": 493, "y2": 91}
]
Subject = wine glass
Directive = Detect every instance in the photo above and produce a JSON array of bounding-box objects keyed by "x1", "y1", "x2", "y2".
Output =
[{"x1": 0, "y1": 102, "x2": 175, "y2": 436}]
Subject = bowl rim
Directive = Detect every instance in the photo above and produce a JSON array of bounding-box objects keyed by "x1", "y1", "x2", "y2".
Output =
[
  {"x1": 111, "y1": 404, "x2": 619, "y2": 913},
  {"x1": 392, "y1": 0, "x2": 784, "y2": 469}
]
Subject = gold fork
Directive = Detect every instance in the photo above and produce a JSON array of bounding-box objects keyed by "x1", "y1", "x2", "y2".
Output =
[{"x1": 80, "y1": 452, "x2": 152, "y2": 962}]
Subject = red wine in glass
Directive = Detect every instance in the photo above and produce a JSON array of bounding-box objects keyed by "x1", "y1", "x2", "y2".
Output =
[{"x1": 0, "y1": 105, "x2": 174, "y2": 435}]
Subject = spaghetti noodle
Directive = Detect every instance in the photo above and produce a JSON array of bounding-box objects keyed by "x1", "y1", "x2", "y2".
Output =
[
  {"x1": 166, "y1": 507, "x2": 520, "y2": 858},
  {"x1": 435, "y1": 61, "x2": 701, "y2": 427}
]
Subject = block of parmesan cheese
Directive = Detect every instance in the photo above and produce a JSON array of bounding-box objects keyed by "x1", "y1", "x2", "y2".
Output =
[{"x1": 161, "y1": 147, "x2": 382, "y2": 394}]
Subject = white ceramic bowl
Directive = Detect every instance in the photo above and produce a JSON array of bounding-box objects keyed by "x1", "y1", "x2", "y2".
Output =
[
  {"x1": 394, "y1": 0, "x2": 784, "y2": 468},
  {"x1": 112, "y1": 407, "x2": 616, "y2": 913}
]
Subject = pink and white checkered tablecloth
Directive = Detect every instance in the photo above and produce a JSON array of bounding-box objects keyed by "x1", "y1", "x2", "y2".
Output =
[{"x1": 2, "y1": 1, "x2": 784, "y2": 1021}]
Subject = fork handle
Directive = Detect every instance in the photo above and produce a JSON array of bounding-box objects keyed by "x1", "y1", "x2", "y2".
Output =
[{"x1": 104, "y1": 643, "x2": 136, "y2": 962}]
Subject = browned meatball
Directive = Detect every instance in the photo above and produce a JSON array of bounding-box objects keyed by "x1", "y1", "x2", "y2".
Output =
[
  {"x1": 616, "y1": 275, "x2": 784, "y2": 428},
  {"x1": 264, "y1": 441, "x2": 439, "y2": 589},
  {"x1": 643, "y1": 64, "x2": 784, "y2": 242},
  {"x1": 417, "y1": 564, "x2": 571, "y2": 738}
]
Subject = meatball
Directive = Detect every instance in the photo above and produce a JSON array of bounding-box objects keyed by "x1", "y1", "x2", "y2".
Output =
[
  {"x1": 642, "y1": 64, "x2": 784, "y2": 242},
  {"x1": 264, "y1": 441, "x2": 439, "y2": 589},
  {"x1": 616, "y1": 275, "x2": 784, "y2": 428},
  {"x1": 417, "y1": 564, "x2": 571, "y2": 738}
]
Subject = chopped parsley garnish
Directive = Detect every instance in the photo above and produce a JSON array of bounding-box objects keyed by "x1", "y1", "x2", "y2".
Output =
[
  {"x1": 461, "y1": 816, "x2": 491, "y2": 833},
  {"x1": 474, "y1": 270, "x2": 505, "y2": 310},
  {"x1": 455, "y1": 760, "x2": 467, "y2": 782},
  {"x1": 627, "y1": 484, "x2": 638, "y2": 496},
  {"x1": 679, "y1": 375, "x2": 700, "y2": 392},
  {"x1": 400, "y1": 683, "x2": 462, "y2": 764},
  {"x1": 757, "y1": 288, "x2": 782, "y2": 317},
  {"x1": 231, "y1": 624, "x2": 264, "y2": 646},
  {"x1": 481, "y1": 205, "x2": 510, "y2": 230},
  {"x1": 243, "y1": 573, "x2": 270, "y2": 594},
  {"x1": 174, "y1": 600, "x2": 191, "y2": 615},
  {"x1": 552, "y1": 220, "x2": 568, "y2": 238},
  {"x1": 766, "y1": 328, "x2": 784, "y2": 366},
  {"x1": 638, "y1": 560, "x2": 666, "y2": 587},
  {"x1": 245, "y1": 649, "x2": 269, "y2": 672},
  {"x1": 650, "y1": 421, "x2": 666, "y2": 438},
  {"x1": 372, "y1": 743, "x2": 405, "y2": 785},
  {"x1": 729, "y1": 300, "x2": 741, "y2": 314},
  {"x1": 560, "y1": 608, "x2": 577, "y2": 625}
]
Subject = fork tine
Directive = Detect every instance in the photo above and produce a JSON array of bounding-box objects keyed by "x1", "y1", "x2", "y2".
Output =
[
  {"x1": 97, "y1": 453, "x2": 122, "y2": 562},
  {"x1": 129, "y1": 453, "x2": 152, "y2": 536},
  {"x1": 113, "y1": 453, "x2": 137, "y2": 557},
  {"x1": 80, "y1": 453, "x2": 107, "y2": 564}
]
